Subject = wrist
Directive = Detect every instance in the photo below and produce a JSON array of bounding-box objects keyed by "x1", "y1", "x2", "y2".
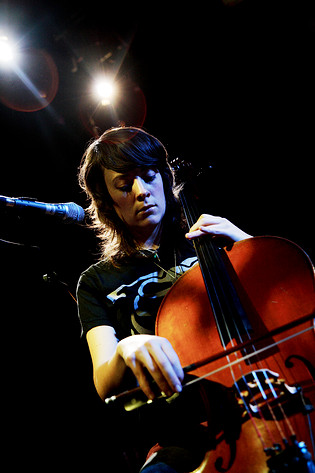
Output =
[{"x1": 233, "y1": 230, "x2": 253, "y2": 242}]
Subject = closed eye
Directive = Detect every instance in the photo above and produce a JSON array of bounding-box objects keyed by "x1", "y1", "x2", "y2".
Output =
[
  {"x1": 116, "y1": 168, "x2": 159, "y2": 192},
  {"x1": 118, "y1": 183, "x2": 132, "y2": 192},
  {"x1": 144, "y1": 172, "x2": 157, "y2": 183}
]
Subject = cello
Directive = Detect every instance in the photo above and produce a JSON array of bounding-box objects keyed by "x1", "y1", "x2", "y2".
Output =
[{"x1": 107, "y1": 162, "x2": 315, "y2": 473}]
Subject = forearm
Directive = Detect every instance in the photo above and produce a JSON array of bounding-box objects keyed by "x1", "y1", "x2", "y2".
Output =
[
  {"x1": 89, "y1": 332, "x2": 184, "y2": 402},
  {"x1": 93, "y1": 349, "x2": 128, "y2": 401}
]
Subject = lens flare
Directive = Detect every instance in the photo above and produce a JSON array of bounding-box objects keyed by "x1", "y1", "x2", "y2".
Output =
[
  {"x1": 0, "y1": 36, "x2": 17, "y2": 67},
  {"x1": 93, "y1": 77, "x2": 116, "y2": 105}
]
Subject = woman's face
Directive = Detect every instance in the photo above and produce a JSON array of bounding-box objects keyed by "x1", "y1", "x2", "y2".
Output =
[{"x1": 104, "y1": 166, "x2": 166, "y2": 243}]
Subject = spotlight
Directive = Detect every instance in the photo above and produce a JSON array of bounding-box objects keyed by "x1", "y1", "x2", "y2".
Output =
[
  {"x1": 0, "y1": 35, "x2": 17, "y2": 67},
  {"x1": 93, "y1": 77, "x2": 116, "y2": 105}
]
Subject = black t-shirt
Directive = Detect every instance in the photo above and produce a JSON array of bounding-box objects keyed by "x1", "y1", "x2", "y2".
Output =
[
  {"x1": 77, "y1": 236, "x2": 211, "y2": 457},
  {"x1": 77, "y1": 236, "x2": 197, "y2": 340}
]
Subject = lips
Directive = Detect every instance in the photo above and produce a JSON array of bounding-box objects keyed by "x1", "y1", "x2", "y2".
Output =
[{"x1": 137, "y1": 204, "x2": 156, "y2": 214}]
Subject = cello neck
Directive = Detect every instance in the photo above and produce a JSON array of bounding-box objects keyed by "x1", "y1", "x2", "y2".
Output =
[{"x1": 179, "y1": 184, "x2": 252, "y2": 348}]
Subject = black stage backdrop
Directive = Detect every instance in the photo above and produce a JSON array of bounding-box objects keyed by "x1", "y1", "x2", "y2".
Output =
[{"x1": 1, "y1": 1, "x2": 314, "y2": 471}]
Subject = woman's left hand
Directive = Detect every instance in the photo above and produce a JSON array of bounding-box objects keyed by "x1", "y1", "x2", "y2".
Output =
[{"x1": 185, "y1": 214, "x2": 253, "y2": 242}]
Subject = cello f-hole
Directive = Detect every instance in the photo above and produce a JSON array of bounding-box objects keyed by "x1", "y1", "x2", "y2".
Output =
[{"x1": 285, "y1": 355, "x2": 315, "y2": 383}]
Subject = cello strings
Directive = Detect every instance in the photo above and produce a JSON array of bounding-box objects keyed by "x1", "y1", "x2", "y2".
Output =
[
  {"x1": 179, "y1": 188, "x2": 303, "y2": 450},
  {"x1": 183, "y1": 325, "x2": 313, "y2": 448},
  {"x1": 180, "y1": 192, "x2": 266, "y2": 438},
  {"x1": 180, "y1": 190, "x2": 230, "y2": 348},
  {"x1": 227, "y1": 351, "x2": 277, "y2": 449},
  {"x1": 260, "y1": 358, "x2": 296, "y2": 438},
  {"x1": 198, "y1": 238, "x2": 275, "y2": 443},
  {"x1": 260, "y1": 353, "x2": 299, "y2": 439},
  {"x1": 223, "y1": 274, "x2": 298, "y2": 440},
  {"x1": 172, "y1": 194, "x2": 273, "y2": 447},
  {"x1": 182, "y1": 194, "x2": 279, "y2": 447},
  {"x1": 194, "y1": 236, "x2": 275, "y2": 447},
  {"x1": 217, "y1": 303, "x2": 296, "y2": 445},
  {"x1": 205, "y1": 241, "x2": 298, "y2": 445}
]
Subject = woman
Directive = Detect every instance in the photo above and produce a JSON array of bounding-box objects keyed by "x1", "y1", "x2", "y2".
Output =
[{"x1": 77, "y1": 126, "x2": 252, "y2": 472}]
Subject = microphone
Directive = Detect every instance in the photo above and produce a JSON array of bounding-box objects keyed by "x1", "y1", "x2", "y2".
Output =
[{"x1": 0, "y1": 195, "x2": 85, "y2": 223}]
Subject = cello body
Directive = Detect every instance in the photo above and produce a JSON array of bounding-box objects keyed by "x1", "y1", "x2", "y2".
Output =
[{"x1": 156, "y1": 236, "x2": 315, "y2": 473}]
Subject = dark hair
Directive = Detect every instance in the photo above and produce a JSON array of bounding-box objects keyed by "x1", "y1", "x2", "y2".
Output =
[{"x1": 78, "y1": 126, "x2": 183, "y2": 263}]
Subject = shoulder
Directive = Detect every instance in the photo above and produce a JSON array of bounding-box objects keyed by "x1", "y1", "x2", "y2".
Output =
[
  {"x1": 80, "y1": 260, "x2": 111, "y2": 279},
  {"x1": 78, "y1": 255, "x2": 151, "y2": 290},
  {"x1": 78, "y1": 260, "x2": 106, "y2": 280},
  {"x1": 77, "y1": 260, "x2": 115, "y2": 294}
]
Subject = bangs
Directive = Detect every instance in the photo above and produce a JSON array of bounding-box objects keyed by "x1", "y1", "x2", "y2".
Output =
[{"x1": 96, "y1": 127, "x2": 168, "y2": 173}]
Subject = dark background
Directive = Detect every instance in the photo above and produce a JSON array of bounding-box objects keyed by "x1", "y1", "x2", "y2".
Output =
[{"x1": 1, "y1": 0, "x2": 314, "y2": 470}]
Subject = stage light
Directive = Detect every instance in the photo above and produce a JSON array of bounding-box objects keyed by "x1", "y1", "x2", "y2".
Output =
[
  {"x1": 0, "y1": 35, "x2": 17, "y2": 67},
  {"x1": 93, "y1": 77, "x2": 116, "y2": 105}
]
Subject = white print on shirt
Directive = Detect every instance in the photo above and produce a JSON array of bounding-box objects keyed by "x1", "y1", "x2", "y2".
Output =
[
  {"x1": 107, "y1": 256, "x2": 197, "y2": 334},
  {"x1": 107, "y1": 256, "x2": 197, "y2": 304}
]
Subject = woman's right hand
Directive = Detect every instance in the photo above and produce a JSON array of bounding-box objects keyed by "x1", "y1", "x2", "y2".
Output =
[{"x1": 117, "y1": 334, "x2": 184, "y2": 400}]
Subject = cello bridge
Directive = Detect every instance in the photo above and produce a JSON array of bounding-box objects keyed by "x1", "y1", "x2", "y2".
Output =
[{"x1": 234, "y1": 369, "x2": 314, "y2": 420}]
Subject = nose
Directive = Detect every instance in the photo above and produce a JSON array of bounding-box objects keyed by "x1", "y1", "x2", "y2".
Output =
[{"x1": 134, "y1": 177, "x2": 150, "y2": 201}]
